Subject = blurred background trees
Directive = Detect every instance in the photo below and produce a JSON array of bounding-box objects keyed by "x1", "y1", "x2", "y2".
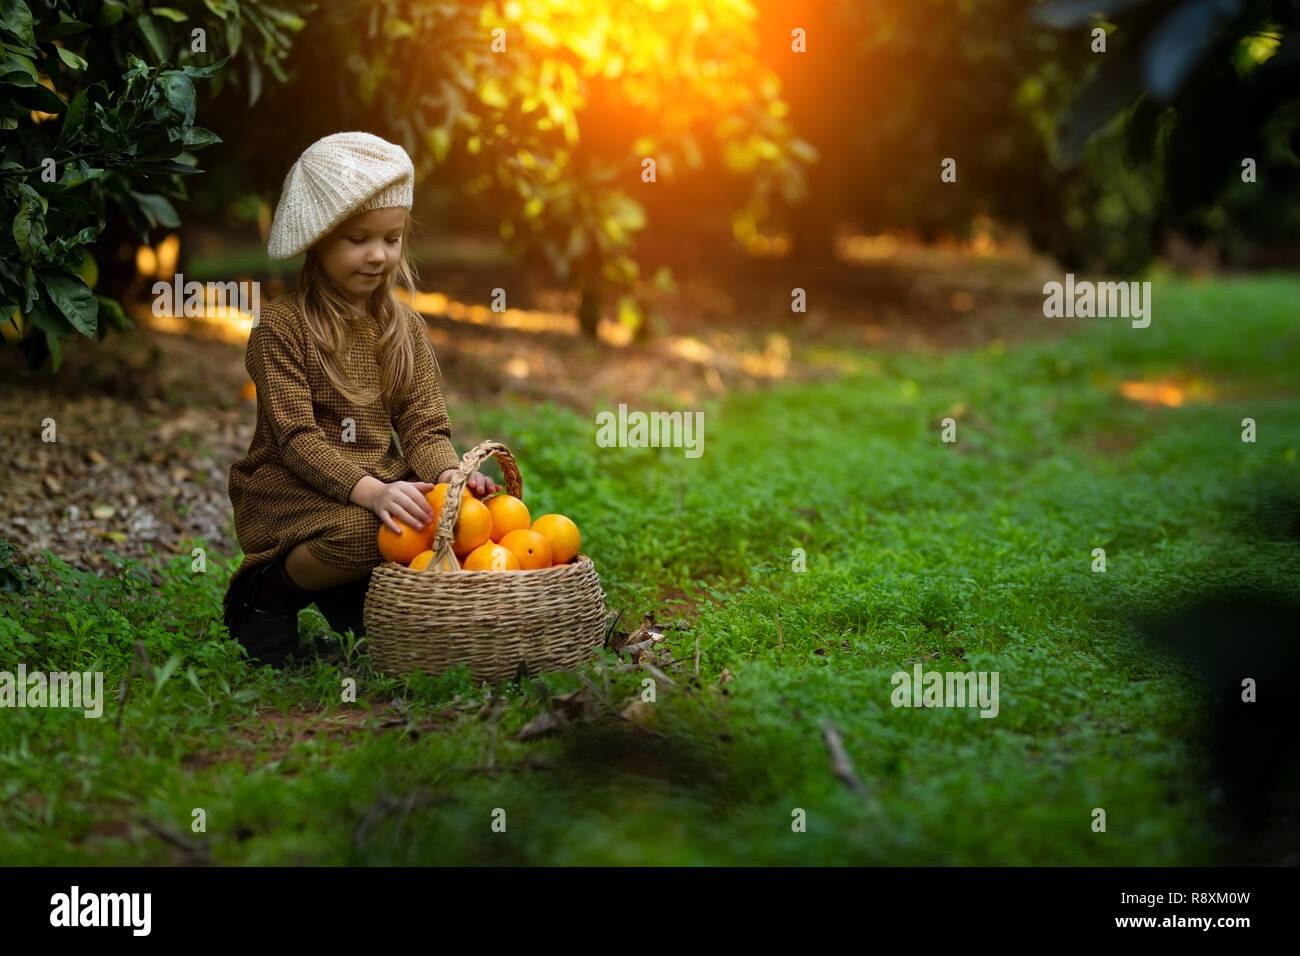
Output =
[{"x1": 3, "y1": 0, "x2": 1297, "y2": 368}]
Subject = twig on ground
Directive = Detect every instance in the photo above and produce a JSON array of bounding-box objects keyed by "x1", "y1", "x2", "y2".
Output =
[
  {"x1": 136, "y1": 816, "x2": 212, "y2": 862},
  {"x1": 571, "y1": 669, "x2": 623, "y2": 718},
  {"x1": 602, "y1": 609, "x2": 624, "y2": 650},
  {"x1": 454, "y1": 762, "x2": 555, "y2": 775},
  {"x1": 598, "y1": 659, "x2": 611, "y2": 704},
  {"x1": 640, "y1": 660, "x2": 677, "y2": 689},
  {"x1": 572, "y1": 669, "x2": 665, "y2": 739},
  {"x1": 620, "y1": 638, "x2": 659, "y2": 660},
  {"x1": 352, "y1": 790, "x2": 443, "y2": 852},
  {"x1": 484, "y1": 697, "x2": 506, "y2": 770},
  {"x1": 822, "y1": 720, "x2": 866, "y2": 795},
  {"x1": 115, "y1": 641, "x2": 155, "y2": 735},
  {"x1": 608, "y1": 656, "x2": 688, "y2": 675}
]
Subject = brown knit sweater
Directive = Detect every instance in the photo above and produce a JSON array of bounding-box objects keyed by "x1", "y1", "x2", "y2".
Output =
[{"x1": 226, "y1": 291, "x2": 462, "y2": 588}]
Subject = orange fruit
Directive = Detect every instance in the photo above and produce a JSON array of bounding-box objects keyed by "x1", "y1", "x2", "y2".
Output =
[
  {"x1": 531, "y1": 513, "x2": 581, "y2": 564},
  {"x1": 462, "y1": 541, "x2": 521, "y2": 571},
  {"x1": 485, "y1": 494, "x2": 530, "y2": 542},
  {"x1": 377, "y1": 518, "x2": 434, "y2": 564},
  {"x1": 424, "y1": 482, "x2": 473, "y2": 530},
  {"x1": 409, "y1": 550, "x2": 436, "y2": 571},
  {"x1": 452, "y1": 496, "x2": 493, "y2": 556},
  {"x1": 499, "y1": 529, "x2": 553, "y2": 570}
]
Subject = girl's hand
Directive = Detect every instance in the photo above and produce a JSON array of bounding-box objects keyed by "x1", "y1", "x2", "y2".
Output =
[
  {"x1": 370, "y1": 480, "x2": 437, "y2": 534},
  {"x1": 436, "y1": 468, "x2": 501, "y2": 498}
]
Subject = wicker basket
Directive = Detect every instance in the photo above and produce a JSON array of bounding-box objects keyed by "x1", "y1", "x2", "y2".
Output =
[{"x1": 363, "y1": 439, "x2": 607, "y2": 682}]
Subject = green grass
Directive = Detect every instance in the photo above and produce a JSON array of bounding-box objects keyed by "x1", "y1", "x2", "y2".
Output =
[{"x1": 3, "y1": 273, "x2": 1299, "y2": 864}]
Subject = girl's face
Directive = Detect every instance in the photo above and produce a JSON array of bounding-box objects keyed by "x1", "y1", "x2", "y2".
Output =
[{"x1": 315, "y1": 206, "x2": 408, "y2": 309}]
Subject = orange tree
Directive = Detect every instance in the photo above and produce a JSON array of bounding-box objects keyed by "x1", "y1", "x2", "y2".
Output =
[
  {"x1": 246, "y1": 0, "x2": 815, "y2": 338},
  {"x1": 0, "y1": 0, "x2": 307, "y2": 369}
]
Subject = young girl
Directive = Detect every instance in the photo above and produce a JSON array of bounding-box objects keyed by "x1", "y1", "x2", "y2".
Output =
[{"x1": 224, "y1": 131, "x2": 500, "y2": 669}]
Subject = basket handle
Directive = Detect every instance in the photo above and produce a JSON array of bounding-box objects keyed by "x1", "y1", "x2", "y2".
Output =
[{"x1": 430, "y1": 439, "x2": 524, "y2": 566}]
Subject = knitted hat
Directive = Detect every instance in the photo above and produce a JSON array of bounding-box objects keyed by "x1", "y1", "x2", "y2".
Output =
[{"x1": 267, "y1": 132, "x2": 414, "y2": 260}]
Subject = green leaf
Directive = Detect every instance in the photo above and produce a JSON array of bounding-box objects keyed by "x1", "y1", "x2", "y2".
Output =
[
  {"x1": 55, "y1": 46, "x2": 88, "y2": 71},
  {"x1": 262, "y1": 6, "x2": 307, "y2": 32},
  {"x1": 155, "y1": 71, "x2": 196, "y2": 124},
  {"x1": 95, "y1": 295, "x2": 132, "y2": 333},
  {"x1": 4, "y1": 73, "x2": 65, "y2": 113},
  {"x1": 788, "y1": 138, "x2": 819, "y2": 164},
  {"x1": 152, "y1": 653, "x2": 183, "y2": 697},
  {"x1": 123, "y1": 51, "x2": 150, "y2": 81},
  {"x1": 246, "y1": 55, "x2": 262, "y2": 106},
  {"x1": 0, "y1": 0, "x2": 36, "y2": 47},
  {"x1": 151, "y1": 7, "x2": 189, "y2": 23},
  {"x1": 21, "y1": 266, "x2": 37, "y2": 312},
  {"x1": 41, "y1": 272, "x2": 98, "y2": 337},
  {"x1": 1145, "y1": 0, "x2": 1240, "y2": 102},
  {"x1": 182, "y1": 125, "x2": 220, "y2": 148},
  {"x1": 384, "y1": 17, "x2": 415, "y2": 39},
  {"x1": 181, "y1": 57, "x2": 227, "y2": 79},
  {"x1": 57, "y1": 87, "x2": 88, "y2": 146},
  {"x1": 135, "y1": 158, "x2": 200, "y2": 176},
  {"x1": 43, "y1": 13, "x2": 92, "y2": 39},
  {"x1": 13, "y1": 184, "x2": 46, "y2": 255},
  {"x1": 44, "y1": 327, "x2": 61, "y2": 372},
  {"x1": 130, "y1": 191, "x2": 181, "y2": 228},
  {"x1": 478, "y1": 76, "x2": 509, "y2": 110},
  {"x1": 135, "y1": 14, "x2": 168, "y2": 63},
  {"x1": 223, "y1": 15, "x2": 241, "y2": 56},
  {"x1": 93, "y1": 2, "x2": 126, "y2": 29},
  {"x1": 0, "y1": 54, "x2": 38, "y2": 79}
]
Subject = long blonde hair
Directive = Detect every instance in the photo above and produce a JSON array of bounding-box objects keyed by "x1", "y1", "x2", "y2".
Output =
[{"x1": 295, "y1": 214, "x2": 433, "y2": 411}]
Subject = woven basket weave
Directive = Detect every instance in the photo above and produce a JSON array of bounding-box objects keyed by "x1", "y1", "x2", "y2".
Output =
[{"x1": 363, "y1": 439, "x2": 607, "y2": 682}]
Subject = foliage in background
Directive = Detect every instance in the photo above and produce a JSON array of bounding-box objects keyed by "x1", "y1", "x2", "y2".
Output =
[
  {"x1": 776, "y1": 0, "x2": 1166, "y2": 271},
  {"x1": 0, "y1": 0, "x2": 308, "y2": 369},
  {"x1": 1038, "y1": 0, "x2": 1300, "y2": 263},
  {"x1": 772, "y1": 0, "x2": 1298, "y2": 272},
  {"x1": 248, "y1": 0, "x2": 814, "y2": 337}
]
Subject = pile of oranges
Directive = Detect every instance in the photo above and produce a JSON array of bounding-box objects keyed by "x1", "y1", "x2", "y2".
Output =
[{"x1": 377, "y1": 482, "x2": 581, "y2": 573}]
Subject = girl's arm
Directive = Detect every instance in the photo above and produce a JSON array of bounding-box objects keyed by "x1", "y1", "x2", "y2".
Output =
[
  {"x1": 391, "y1": 313, "x2": 463, "y2": 483},
  {"x1": 246, "y1": 300, "x2": 370, "y2": 503}
]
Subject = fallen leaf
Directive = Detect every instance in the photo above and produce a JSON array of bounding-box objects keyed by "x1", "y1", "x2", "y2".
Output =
[
  {"x1": 612, "y1": 617, "x2": 666, "y2": 656},
  {"x1": 550, "y1": 688, "x2": 593, "y2": 722},
  {"x1": 516, "y1": 710, "x2": 568, "y2": 741},
  {"x1": 619, "y1": 698, "x2": 656, "y2": 729},
  {"x1": 620, "y1": 638, "x2": 658, "y2": 662},
  {"x1": 92, "y1": 504, "x2": 115, "y2": 520}
]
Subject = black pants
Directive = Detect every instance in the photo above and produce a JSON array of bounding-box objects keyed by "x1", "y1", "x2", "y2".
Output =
[{"x1": 309, "y1": 570, "x2": 373, "y2": 638}]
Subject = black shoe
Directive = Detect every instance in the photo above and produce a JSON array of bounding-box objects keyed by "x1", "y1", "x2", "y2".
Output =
[
  {"x1": 222, "y1": 560, "x2": 312, "y2": 669},
  {"x1": 311, "y1": 572, "x2": 373, "y2": 639}
]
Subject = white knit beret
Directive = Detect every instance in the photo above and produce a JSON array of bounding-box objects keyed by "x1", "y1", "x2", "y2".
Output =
[{"x1": 267, "y1": 131, "x2": 414, "y2": 260}]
